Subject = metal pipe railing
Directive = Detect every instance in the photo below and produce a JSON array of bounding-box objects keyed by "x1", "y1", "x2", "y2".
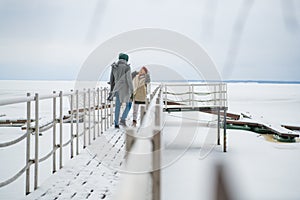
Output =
[
  {"x1": 0, "y1": 87, "x2": 111, "y2": 195},
  {"x1": 52, "y1": 91, "x2": 57, "y2": 173},
  {"x1": 25, "y1": 93, "x2": 31, "y2": 195},
  {"x1": 163, "y1": 83, "x2": 228, "y2": 109},
  {"x1": 76, "y1": 90, "x2": 79, "y2": 155},
  {"x1": 34, "y1": 93, "x2": 39, "y2": 190},
  {"x1": 59, "y1": 91, "x2": 63, "y2": 169},
  {"x1": 70, "y1": 91, "x2": 74, "y2": 158}
]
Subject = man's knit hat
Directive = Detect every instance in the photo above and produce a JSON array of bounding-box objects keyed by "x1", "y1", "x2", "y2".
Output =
[{"x1": 118, "y1": 53, "x2": 129, "y2": 61}]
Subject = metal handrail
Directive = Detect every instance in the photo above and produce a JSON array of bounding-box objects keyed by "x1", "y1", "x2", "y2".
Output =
[
  {"x1": 0, "y1": 131, "x2": 29, "y2": 147},
  {"x1": 164, "y1": 91, "x2": 226, "y2": 96},
  {"x1": 0, "y1": 160, "x2": 33, "y2": 188},
  {"x1": 39, "y1": 147, "x2": 58, "y2": 163},
  {"x1": 0, "y1": 96, "x2": 35, "y2": 106},
  {"x1": 163, "y1": 83, "x2": 228, "y2": 109},
  {"x1": 0, "y1": 87, "x2": 113, "y2": 195},
  {"x1": 165, "y1": 98, "x2": 227, "y2": 103}
]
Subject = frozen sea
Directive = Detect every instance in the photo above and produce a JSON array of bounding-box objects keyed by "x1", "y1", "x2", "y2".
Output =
[{"x1": 1, "y1": 80, "x2": 300, "y2": 200}]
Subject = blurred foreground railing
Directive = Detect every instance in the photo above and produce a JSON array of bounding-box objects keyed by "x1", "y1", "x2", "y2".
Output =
[
  {"x1": 113, "y1": 85, "x2": 163, "y2": 200},
  {"x1": 0, "y1": 87, "x2": 113, "y2": 195}
]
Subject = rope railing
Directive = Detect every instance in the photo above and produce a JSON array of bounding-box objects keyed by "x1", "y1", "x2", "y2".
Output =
[{"x1": 0, "y1": 87, "x2": 113, "y2": 195}]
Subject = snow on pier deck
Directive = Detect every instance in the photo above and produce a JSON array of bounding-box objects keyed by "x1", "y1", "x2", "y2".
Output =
[
  {"x1": 24, "y1": 128, "x2": 126, "y2": 200},
  {"x1": 23, "y1": 111, "x2": 300, "y2": 200}
]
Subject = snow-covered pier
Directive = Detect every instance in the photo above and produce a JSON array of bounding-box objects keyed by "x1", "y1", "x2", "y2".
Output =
[{"x1": 1, "y1": 83, "x2": 300, "y2": 200}]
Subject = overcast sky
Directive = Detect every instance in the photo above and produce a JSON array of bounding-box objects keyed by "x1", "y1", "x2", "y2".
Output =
[{"x1": 0, "y1": 0, "x2": 299, "y2": 81}]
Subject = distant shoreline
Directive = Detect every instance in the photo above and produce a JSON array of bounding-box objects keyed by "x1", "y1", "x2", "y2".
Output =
[
  {"x1": 154, "y1": 80, "x2": 300, "y2": 84},
  {"x1": 0, "y1": 79, "x2": 300, "y2": 84}
]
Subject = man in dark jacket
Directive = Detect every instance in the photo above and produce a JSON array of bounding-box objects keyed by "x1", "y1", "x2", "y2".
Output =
[{"x1": 109, "y1": 53, "x2": 133, "y2": 128}]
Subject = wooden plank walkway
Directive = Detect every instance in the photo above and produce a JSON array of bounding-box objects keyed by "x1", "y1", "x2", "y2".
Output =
[{"x1": 23, "y1": 128, "x2": 126, "y2": 200}]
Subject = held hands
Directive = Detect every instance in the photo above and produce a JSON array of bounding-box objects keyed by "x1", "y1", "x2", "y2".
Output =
[{"x1": 107, "y1": 92, "x2": 114, "y2": 101}]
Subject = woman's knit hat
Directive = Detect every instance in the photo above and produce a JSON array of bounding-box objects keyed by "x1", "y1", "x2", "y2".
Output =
[
  {"x1": 141, "y1": 66, "x2": 148, "y2": 74},
  {"x1": 118, "y1": 53, "x2": 129, "y2": 61}
]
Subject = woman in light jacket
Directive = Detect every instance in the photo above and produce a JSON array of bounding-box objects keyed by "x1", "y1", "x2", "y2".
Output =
[{"x1": 132, "y1": 66, "x2": 150, "y2": 127}]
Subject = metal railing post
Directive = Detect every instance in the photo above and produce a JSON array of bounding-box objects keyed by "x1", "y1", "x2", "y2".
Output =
[
  {"x1": 76, "y1": 90, "x2": 79, "y2": 155},
  {"x1": 83, "y1": 89, "x2": 87, "y2": 148},
  {"x1": 52, "y1": 91, "x2": 57, "y2": 173},
  {"x1": 140, "y1": 105, "x2": 146, "y2": 123},
  {"x1": 59, "y1": 91, "x2": 63, "y2": 169},
  {"x1": 152, "y1": 129, "x2": 161, "y2": 200},
  {"x1": 191, "y1": 85, "x2": 194, "y2": 108},
  {"x1": 189, "y1": 85, "x2": 192, "y2": 106},
  {"x1": 100, "y1": 88, "x2": 103, "y2": 134},
  {"x1": 70, "y1": 90, "x2": 74, "y2": 158},
  {"x1": 25, "y1": 93, "x2": 31, "y2": 195},
  {"x1": 164, "y1": 84, "x2": 167, "y2": 110},
  {"x1": 219, "y1": 83, "x2": 221, "y2": 106},
  {"x1": 93, "y1": 89, "x2": 96, "y2": 140},
  {"x1": 155, "y1": 105, "x2": 161, "y2": 129},
  {"x1": 214, "y1": 84, "x2": 217, "y2": 106},
  {"x1": 88, "y1": 89, "x2": 91, "y2": 145},
  {"x1": 110, "y1": 100, "x2": 113, "y2": 126},
  {"x1": 104, "y1": 88, "x2": 108, "y2": 131},
  {"x1": 125, "y1": 129, "x2": 135, "y2": 158},
  {"x1": 34, "y1": 93, "x2": 39, "y2": 190},
  {"x1": 152, "y1": 104, "x2": 161, "y2": 200},
  {"x1": 97, "y1": 88, "x2": 100, "y2": 137},
  {"x1": 106, "y1": 89, "x2": 109, "y2": 129},
  {"x1": 146, "y1": 97, "x2": 150, "y2": 110}
]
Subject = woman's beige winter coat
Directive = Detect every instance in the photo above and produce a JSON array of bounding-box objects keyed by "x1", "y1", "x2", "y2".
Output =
[{"x1": 133, "y1": 74, "x2": 147, "y2": 102}]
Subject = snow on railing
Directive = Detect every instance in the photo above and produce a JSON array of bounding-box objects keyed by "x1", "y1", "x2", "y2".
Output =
[{"x1": 0, "y1": 87, "x2": 113, "y2": 195}]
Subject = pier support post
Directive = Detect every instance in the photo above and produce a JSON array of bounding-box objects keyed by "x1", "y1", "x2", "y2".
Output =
[
  {"x1": 223, "y1": 108, "x2": 227, "y2": 152},
  {"x1": 217, "y1": 107, "x2": 220, "y2": 145}
]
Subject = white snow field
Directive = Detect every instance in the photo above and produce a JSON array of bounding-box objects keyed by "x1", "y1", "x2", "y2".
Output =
[{"x1": 1, "y1": 81, "x2": 300, "y2": 200}]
